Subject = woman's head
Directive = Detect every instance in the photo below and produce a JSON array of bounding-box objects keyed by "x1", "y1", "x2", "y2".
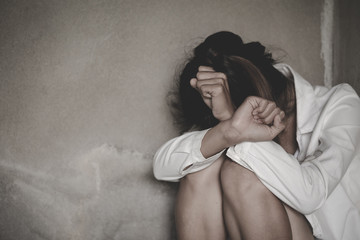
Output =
[
  {"x1": 193, "y1": 31, "x2": 244, "y2": 60},
  {"x1": 173, "y1": 31, "x2": 294, "y2": 133}
]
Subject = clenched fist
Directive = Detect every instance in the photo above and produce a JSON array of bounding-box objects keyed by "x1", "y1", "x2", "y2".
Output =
[{"x1": 190, "y1": 66, "x2": 235, "y2": 121}]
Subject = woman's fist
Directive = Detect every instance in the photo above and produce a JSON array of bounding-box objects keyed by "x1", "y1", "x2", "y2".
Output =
[
  {"x1": 225, "y1": 96, "x2": 286, "y2": 145},
  {"x1": 190, "y1": 66, "x2": 235, "y2": 121}
]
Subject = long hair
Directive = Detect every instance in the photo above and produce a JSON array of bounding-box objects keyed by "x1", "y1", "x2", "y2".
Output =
[{"x1": 170, "y1": 31, "x2": 295, "y2": 133}]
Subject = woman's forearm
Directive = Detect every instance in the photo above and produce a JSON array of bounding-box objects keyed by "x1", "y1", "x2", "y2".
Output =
[
  {"x1": 200, "y1": 120, "x2": 238, "y2": 158},
  {"x1": 201, "y1": 96, "x2": 286, "y2": 158}
]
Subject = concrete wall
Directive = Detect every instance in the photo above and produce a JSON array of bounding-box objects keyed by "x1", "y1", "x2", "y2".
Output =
[
  {"x1": 333, "y1": 0, "x2": 360, "y2": 94},
  {"x1": 0, "y1": 0, "x2": 331, "y2": 239}
]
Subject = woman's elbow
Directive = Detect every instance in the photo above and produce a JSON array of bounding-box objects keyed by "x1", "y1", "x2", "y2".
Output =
[
  {"x1": 153, "y1": 163, "x2": 181, "y2": 182},
  {"x1": 153, "y1": 161, "x2": 166, "y2": 181},
  {"x1": 296, "y1": 190, "x2": 327, "y2": 214},
  {"x1": 153, "y1": 168, "x2": 162, "y2": 180}
]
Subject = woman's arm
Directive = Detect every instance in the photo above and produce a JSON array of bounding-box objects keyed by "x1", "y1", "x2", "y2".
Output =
[
  {"x1": 201, "y1": 96, "x2": 286, "y2": 158},
  {"x1": 153, "y1": 66, "x2": 234, "y2": 181},
  {"x1": 153, "y1": 129, "x2": 225, "y2": 182},
  {"x1": 154, "y1": 66, "x2": 285, "y2": 181},
  {"x1": 227, "y1": 84, "x2": 360, "y2": 214},
  {"x1": 191, "y1": 65, "x2": 286, "y2": 158},
  {"x1": 153, "y1": 96, "x2": 286, "y2": 181}
]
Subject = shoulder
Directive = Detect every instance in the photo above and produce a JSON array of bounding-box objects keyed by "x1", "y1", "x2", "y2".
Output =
[
  {"x1": 322, "y1": 83, "x2": 359, "y2": 107},
  {"x1": 318, "y1": 84, "x2": 360, "y2": 128},
  {"x1": 332, "y1": 83, "x2": 358, "y2": 96}
]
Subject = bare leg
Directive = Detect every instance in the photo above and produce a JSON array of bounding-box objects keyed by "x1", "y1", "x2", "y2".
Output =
[
  {"x1": 175, "y1": 155, "x2": 227, "y2": 240},
  {"x1": 284, "y1": 205, "x2": 314, "y2": 240},
  {"x1": 221, "y1": 158, "x2": 292, "y2": 240}
]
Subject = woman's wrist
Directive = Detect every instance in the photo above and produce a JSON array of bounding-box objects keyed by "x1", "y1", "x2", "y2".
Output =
[
  {"x1": 200, "y1": 122, "x2": 230, "y2": 158},
  {"x1": 200, "y1": 119, "x2": 244, "y2": 159},
  {"x1": 216, "y1": 105, "x2": 236, "y2": 122},
  {"x1": 220, "y1": 119, "x2": 245, "y2": 147}
]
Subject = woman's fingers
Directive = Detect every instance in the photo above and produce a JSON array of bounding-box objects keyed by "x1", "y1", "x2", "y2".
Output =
[
  {"x1": 198, "y1": 83, "x2": 225, "y2": 99},
  {"x1": 197, "y1": 66, "x2": 227, "y2": 82},
  {"x1": 196, "y1": 71, "x2": 227, "y2": 81},
  {"x1": 190, "y1": 66, "x2": 235, "y2": 121},
  {"x1": 190, "y1": 78, "x2": 197, "y2": 89},
  {"x1": 196, "y1": 78, "x2": 227, "y2": 90},
  {"x1": 257, "y1": 101, "x2": 276, "y2": 118},
  {"x1": 191, "y1": 67, "x2": 229, "y2": 99},
  {"x1": 198, "y1": 66, "x2": 215, "y2": 72},
  {"x1": 262, "y1": 108, "x2": 282, "y2": 124},
  {"x1": 270, "y1": 114, "x2": 286, "y2": 136},
  {"x1": 249, "y1": 97, "x2": 286, "y2": 129},
  {"x1": 252, "y1": 99, "x2": 285, "y2": 125},
  {"x1": 190, "y1": 78, "x2": 226, "y2": 98},
  {"x1": 229, "y1": 96, "x2": 286, "y2": 143},
  {"x1": 252, "y1": 99, "x2": 269, "y2": 115}
]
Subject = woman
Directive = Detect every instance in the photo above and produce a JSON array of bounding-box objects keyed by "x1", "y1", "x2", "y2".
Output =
[{"x1": 153, "y1": 31, "x2": 360, "y2": 240}]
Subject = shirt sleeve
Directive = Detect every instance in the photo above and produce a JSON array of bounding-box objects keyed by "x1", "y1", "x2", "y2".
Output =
[
  {"x1": 153, "y1": 129, "x2": 225, "y2": 182},
  {"x1": 226, "y1": 84, "x2": 360, "y2": 214}
]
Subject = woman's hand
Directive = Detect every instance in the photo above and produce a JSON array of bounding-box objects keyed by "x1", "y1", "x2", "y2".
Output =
[
  {"x1": 224, "y1": 96, "x2": 286, "y2": 145},
  {"x1": 201, "y1": 96, "x2": 286, "y2": 158},
  {"x1": 190, "y1": 66, "x2": 235, "y2": 121}
]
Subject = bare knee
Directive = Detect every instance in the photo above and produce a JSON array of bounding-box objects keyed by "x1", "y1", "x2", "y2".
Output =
[
  {"x1": 176, "y1": 156, "x2": 227, "y2": 240},
  {"x1": 220, "y1": 158, "x2": 271, "y2": 200},
  {"x1": 180, "y1": 155, "x2": 224, "y2": 192},
  {"x1": 284, "y1": 204, "x2": 314, "y2": 240},
  {"x1": 220, "y1": 159, "x2": 293, "y2": 239}
]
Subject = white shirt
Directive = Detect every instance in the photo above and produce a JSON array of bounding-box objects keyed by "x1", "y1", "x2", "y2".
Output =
[{"x1": 153, "y1": 64, "x2": 360, "y2": 239}]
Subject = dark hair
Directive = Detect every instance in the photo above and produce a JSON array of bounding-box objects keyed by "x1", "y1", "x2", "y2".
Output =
[{"x1": 170, "y1": 31, "x2": 295, "y2": 133}]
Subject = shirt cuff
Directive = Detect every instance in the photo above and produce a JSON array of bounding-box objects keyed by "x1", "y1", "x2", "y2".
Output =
[
  {"x1": 180, "y1": 129, "x2": 225, "y2": 176},
  {"x1": 226, "y1": 142, "x2": 254, "y2": 171}
]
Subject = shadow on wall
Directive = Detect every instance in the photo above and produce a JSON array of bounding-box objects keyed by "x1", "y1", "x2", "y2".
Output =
[{"x1": 0, "y1": 144, "x2": 177, "y2": 240}]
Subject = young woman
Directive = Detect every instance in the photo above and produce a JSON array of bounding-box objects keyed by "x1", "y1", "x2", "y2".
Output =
[{"x1": 153, "y1": 31, "x2": 360, "y2": 240}]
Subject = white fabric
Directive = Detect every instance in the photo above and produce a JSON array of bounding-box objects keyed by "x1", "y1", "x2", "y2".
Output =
[
  {"x1": 153, "y1": 129, "x2": 224, "y2": 181},
  {"x1": 153, "y1": 64, "x2": 360, "y2": 239}
]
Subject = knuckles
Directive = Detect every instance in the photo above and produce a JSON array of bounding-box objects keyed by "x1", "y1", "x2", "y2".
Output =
[
  {"x1": 196, "y1": 72, "x2": 227, "y2": 81},
  {"x1": 268, "y1": 102, "x2": 276, "y2": 108},
  {"x1": 199, "y1": 84, "x2": 225, "y2": 96}
]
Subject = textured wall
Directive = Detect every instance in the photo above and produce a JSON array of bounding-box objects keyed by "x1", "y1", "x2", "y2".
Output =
[
  {"x1": 333, "y1": 0, "x2": 360, "y2": 94},
  {"x1": 0, "y1": 0, "x2": 324, "y2": 239}
]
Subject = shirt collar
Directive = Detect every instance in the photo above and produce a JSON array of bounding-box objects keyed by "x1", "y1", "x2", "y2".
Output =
[{"x1": 274, "y1": 63, "x2": 321, "y2": 134}]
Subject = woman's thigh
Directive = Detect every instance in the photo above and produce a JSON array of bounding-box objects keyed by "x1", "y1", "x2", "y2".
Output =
[
  {"x1": 284, "y1": 204, "x2": 314, "y2": 240},
  {"x1": 221, "y1": 158, "x2": 292, "y2": 240},
  {"x1": 175, "y1": 154, "x2": 226, "y2": 240},
  {"x1": 221, "y1": 158, "x2": 314, "y2": 240}
]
